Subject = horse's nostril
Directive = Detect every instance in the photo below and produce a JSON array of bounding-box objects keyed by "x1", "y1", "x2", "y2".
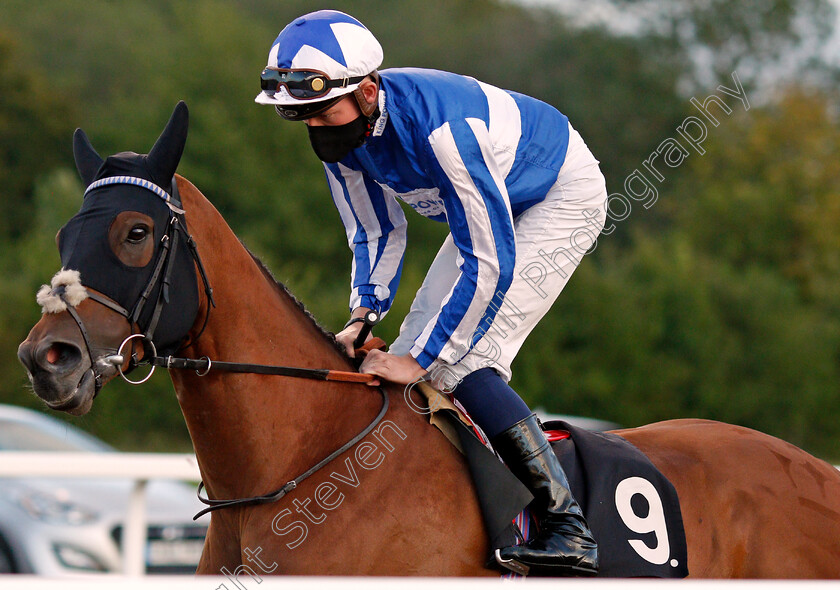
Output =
[
  {"x1": 46, "y1": 345, "x2": 61, "y2": 365},
  {"x1": 39, "y1": 341, "x2": 83, "y2": 371}
]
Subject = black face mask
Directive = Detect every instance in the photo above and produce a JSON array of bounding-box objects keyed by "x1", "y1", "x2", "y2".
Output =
[
  {"x1": 57, "y1": 173, "x2": 200, "y2": 354},
  {"x1": 307, "y1": 115, "x2": 369, "y2": 163},
  {"x1": 64, "y1": 103, "x2": 200, "y2": 355}
]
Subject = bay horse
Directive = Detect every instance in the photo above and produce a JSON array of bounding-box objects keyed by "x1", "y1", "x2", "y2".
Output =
[{"x1": 17, "y1": 102, "x2": 840, "y2": 578}]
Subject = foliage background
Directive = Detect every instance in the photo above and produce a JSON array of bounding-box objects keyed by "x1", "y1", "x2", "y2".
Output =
[{"x1": 1, "y1": 0, "x2": 839, "y2": 459}]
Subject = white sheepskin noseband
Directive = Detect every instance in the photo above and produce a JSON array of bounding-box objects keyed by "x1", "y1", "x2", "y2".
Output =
[{"x1": 36, "y1": 269, "x2": 89, "y2": 314}]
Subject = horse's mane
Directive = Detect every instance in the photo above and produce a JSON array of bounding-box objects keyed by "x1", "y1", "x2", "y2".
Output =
[{"x1": 243, "y1": 244, "x2": 351, "y2": 359}]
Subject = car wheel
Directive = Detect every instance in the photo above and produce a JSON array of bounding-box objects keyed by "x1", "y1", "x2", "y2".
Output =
[{"x1": 0, "y1": 536, "x2": 15, "y2": 573}]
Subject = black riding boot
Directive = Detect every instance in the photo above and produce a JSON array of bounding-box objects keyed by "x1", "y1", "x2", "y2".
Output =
[{"x1": 491, "y1": 414, "x2": 599, "y2": 576}]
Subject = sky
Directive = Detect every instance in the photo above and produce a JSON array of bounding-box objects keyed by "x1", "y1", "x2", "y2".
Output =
[
  {"x1": 508, "y1": 0, "x2": 840, "y2": 101},
  {"x1": 510, "y1": 0, "x2": 840, "y2": 72}
]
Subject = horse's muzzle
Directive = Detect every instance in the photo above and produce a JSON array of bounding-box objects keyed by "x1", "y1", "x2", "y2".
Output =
[{"x1": 17, "y1": 336, "x2": 96, "y2": 415}]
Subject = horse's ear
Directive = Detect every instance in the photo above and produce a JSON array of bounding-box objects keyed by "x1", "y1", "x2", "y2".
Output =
[
  {"x1": 73, "y1": 128, "x2": 104, "y2": 187},
  {"x1": 146, "y1": 101, "x2": 189, "y2": 185}
]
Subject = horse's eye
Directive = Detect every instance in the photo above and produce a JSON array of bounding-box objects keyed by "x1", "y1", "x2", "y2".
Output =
[{"x1": 126, "y1": 225, "x2": 149, "y2": 244}]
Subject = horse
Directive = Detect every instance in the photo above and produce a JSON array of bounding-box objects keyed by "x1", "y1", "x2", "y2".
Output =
[{"x1": 17, "y1": 102, "x2": 840, "y2": 578}]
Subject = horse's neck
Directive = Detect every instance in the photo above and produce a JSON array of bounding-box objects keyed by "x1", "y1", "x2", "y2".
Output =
[{"x1": 170, "y1": 178, "x2": 382, "y2": 499}]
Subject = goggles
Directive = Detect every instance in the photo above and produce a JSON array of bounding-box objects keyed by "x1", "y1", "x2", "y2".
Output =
[{"x1": 260, "y1": 67, "x2": 367, "y2": 100}]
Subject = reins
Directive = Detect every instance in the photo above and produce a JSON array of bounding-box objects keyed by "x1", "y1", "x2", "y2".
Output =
[
  {"x1": 191, "y1": 368, "x2": 388, "y2": 519},
  {"x1": 109, "y1": 312, "x2": 382, "y2": 387},
  {"x1": 128, "y1": 310, "x2": 382, "y2": 384},
  {"x1": 153, "y1": 355, "x2": 377, "y2": 383},
  {"x1": 59, "y1": 174, "x2": 391, "y2": 520}
]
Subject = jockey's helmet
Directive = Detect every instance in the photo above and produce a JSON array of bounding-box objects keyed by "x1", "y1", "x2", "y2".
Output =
[{"x1": 255, "y1": 10, "x2": 382, "y2": 121}]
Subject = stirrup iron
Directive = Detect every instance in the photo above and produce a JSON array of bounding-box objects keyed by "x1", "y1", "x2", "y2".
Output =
[{"x1": 494, "y1": 549, "x2": 529, "y2": 576}]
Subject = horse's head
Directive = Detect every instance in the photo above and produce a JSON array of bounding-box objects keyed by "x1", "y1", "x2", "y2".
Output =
[{"x1": 17, "y1": 101, "x2": 207, "y2": 415}]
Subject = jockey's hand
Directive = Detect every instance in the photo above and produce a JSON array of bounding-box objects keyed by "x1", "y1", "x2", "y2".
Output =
[
  {"x1": 336, "y1": 324, "x2": 367, "y2": 358},
  {"x1": 336, "y1": 308, "x2": 374, "y2": 358},
  {"x1": 359, "y1": 350, "x2": 426, "y2": 386}
]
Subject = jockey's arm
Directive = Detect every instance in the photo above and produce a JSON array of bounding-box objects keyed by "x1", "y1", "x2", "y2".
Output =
[{"x1": 407, "y1": 118, "x2": 517, "y2": 373}]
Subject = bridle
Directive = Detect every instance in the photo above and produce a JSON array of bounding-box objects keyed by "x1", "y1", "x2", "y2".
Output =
[
  {"x1": 55, "y1": 174, "x2": 389, "y2": 519},
  {"x1": 53, "y1": 175, "x2": 215, "y2": 394}
]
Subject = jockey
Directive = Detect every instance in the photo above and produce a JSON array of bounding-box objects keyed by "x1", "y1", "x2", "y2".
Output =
[{"x1": 256, "y1": 9, "x2": 607, "y2": 577}]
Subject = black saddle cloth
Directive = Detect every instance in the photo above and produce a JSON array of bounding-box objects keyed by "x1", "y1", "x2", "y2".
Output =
[
  {"x1": 543, "y1": 420, "x2": 689, "y2": 578},
  {"x1": 440, "y1": 410, "x2": 689, "y2": 578}
]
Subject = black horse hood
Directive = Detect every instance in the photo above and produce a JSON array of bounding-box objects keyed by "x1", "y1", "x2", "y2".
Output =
[{"x1": 58, "y1": 102, "x2": 200, "y2": 354}]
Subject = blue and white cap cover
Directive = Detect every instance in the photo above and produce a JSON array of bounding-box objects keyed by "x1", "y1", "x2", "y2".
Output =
[{"x1": 255, "y1": 10, "x2": 383, "y2": 106}]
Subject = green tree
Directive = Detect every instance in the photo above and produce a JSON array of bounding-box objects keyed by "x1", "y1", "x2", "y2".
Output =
[
  {"x1": 666, "y1": 88, "x2": 840, "y2": 306},
  {"x1": 513, "y1": 87, "x2": 840, "y2": 459},
  {"x1": 0, "y1": 34, "x2": 75, "y2": 239}
]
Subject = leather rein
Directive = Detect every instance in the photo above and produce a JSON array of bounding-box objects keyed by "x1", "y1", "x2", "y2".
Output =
[{"x1": 56, "y1": 175, "x2": 390, "y2": 520}]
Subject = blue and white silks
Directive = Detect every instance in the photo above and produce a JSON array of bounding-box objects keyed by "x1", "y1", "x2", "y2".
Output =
[{"x1": 323, "y1": 68, "x2": 570, "y2": 370}]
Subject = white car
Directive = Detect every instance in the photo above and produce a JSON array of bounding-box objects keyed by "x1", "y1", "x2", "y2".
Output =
[{"x1": 0, "y1": 404, "x2": 208, "y2": 575}]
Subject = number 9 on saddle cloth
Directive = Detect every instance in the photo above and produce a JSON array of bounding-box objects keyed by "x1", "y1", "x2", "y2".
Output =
[{"x1": 432, "y1": 397, "x2": 689, "y2": 578}]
